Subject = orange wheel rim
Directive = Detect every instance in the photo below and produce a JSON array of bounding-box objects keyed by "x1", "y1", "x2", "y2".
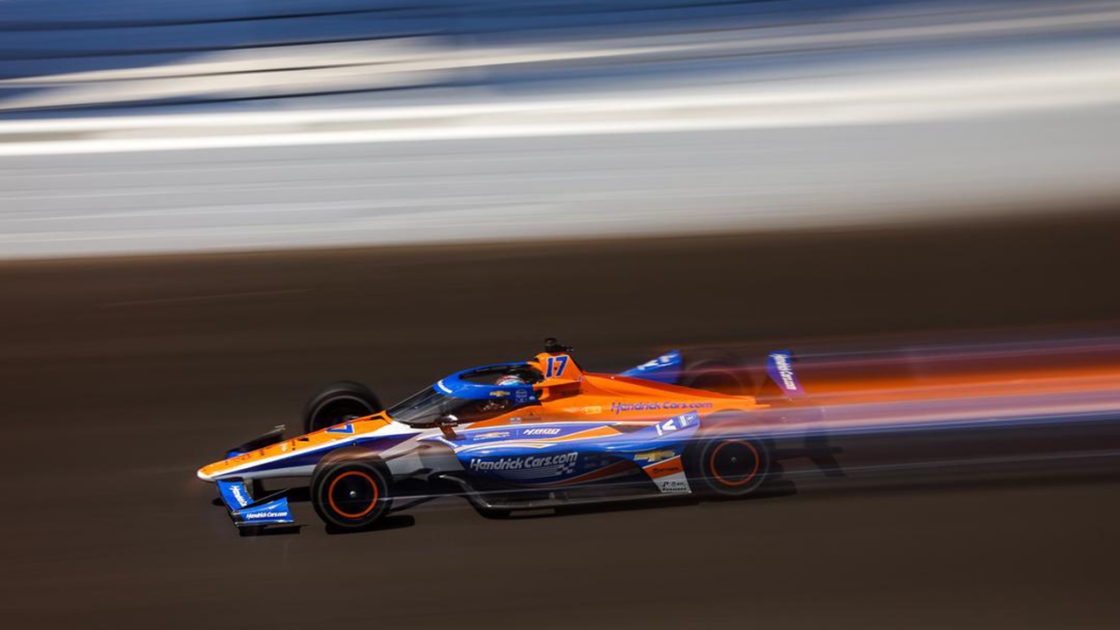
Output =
[
  {"x1": 327, "y1": 470, "x2": 379, "y2": 518},
  {"x1": 709, "y1": 440, "x2": 761, "y2": 487}
]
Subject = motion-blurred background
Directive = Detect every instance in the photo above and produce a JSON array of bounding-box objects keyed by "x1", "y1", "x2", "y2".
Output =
[
  {"x1": 3, "y1": 1, "x2": 1120, "y2": 628},
  {"x1": 2, "y1": 0, "x2": 1120, "y2": 255}
]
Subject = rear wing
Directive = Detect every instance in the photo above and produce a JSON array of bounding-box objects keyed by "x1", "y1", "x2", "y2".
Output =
[
  {"x1": 617, "y1": 350, "x2": 682, "y2": 384},
  {"x1": 618, "y1": 348, "x2": 806, "y2": 397}
]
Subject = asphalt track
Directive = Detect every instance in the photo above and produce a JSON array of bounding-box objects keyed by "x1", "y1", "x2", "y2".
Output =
[{"x1": 4, "y1": 209, "x2": 1120, "y2": 628}]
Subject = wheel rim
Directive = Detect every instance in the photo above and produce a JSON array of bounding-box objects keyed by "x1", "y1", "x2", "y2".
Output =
[
  {"x1": 312, "y1": 398, "x2": 374, "y2": 432},
  {"x1": 327, "y1": 471, "x2": 379, "y2": 518},
  {"x1": 708, "y1": 440, "x2": 762, "y2": 487}
]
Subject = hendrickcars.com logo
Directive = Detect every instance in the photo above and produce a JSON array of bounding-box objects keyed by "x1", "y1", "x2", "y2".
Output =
[
  {"x1": 469, "y1": 452, "x2": 578, "y2": 472},
  {"x1": 244, "y1": 511, "x2": 287, "y2": 520},
  {"x1": 772, "y1": 353, "x2": 798, "y2": 391},
  {"x1": 610, "y1": 401, "x2": 712, "y2": 415}
]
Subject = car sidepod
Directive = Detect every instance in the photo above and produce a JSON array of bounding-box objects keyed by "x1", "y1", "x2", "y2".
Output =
[{"x1": 423, "y1": 410, "x2": 703, "y2": 495}]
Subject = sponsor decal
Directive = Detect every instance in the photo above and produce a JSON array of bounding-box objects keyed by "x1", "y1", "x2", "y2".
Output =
[
  {"x1": 583, "y1": 406, "x2": 603, "y2": 414},
  {"x1": 654, "y1": 412, "x2": 697, "y2": 435},
  {"x1": 644, "y1": 457, "x2": 684, "y2": 476},
  {"x1": 659, "y1": 479, "x2": 690, "y2": 493},
  {"x1": 610, "y1": 401, "x2": 712, "y2": 415},
  {"x1": 470, "y1": 451, "x2": 578, "y2": 473},
  {"x1": 473, "y1": 431, "x2": 511, "y2": 440},
  {"x1": 490, "y1": 390, "x2": 509, "y2": 398},
  {"x1": 327, "y1": 423, "x2": 356, "y2": 434},
  {"x1": 523, "y1": 428, "x2": 562, "y2": 436},
  {"x1": 634, "y1": 449, "x2": 675, "y2": 463},
  {"x1": 244, "y1": 511, "x2": 288, "y2": 520},
  {"x1": 771, "y1": 353, "x2": 798, "y2": 391},
  {"x1": 238, "y1": 499, "x2": 291, "y2": 522},
  {"x1": 230, "y1": 484, "x2": 249, "y2": 507}
]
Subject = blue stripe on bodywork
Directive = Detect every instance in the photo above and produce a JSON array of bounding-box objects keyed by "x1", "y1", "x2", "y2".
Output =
[
  {"x1": 450, "y1": 411, "x2": 702, "y2": 486},
  {"x1": 422, "y1": 422, "x2": 610, "y2": 450}
]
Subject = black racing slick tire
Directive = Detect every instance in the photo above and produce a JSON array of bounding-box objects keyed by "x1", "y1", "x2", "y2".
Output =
[
  {"x1": 688, "y1": 436, "x2": 773, "y2": 497},
  {"x1": 310, "y1": 456, "x2": 393, "y2": 531},
  {"x1": 303, "y1": 381, "x2": 382, "y2": 434}
]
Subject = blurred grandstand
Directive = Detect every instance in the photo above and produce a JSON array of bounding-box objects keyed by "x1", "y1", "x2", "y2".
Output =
[
  {"x1": 1, "y1": 0, "x2": 1118, "y2": 257},
  {"x1": 2, "y1": 0, "x2": 1118, "y2": 114}
]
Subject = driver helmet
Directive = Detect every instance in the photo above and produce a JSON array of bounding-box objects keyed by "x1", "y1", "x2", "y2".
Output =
[{"x1": 495, "y1": 375, "x2": 527, "y2": 387}]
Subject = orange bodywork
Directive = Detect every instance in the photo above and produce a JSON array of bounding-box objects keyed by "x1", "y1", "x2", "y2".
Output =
[
  {"x1": 472, "y1": 351, "x2": 762, "y2": 427},
  {"x1": 198, "y1": 417, "x2": 395, "y2": 481}
]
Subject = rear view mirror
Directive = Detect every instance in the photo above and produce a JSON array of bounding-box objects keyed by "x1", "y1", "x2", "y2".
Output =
[{"x1": 436, "y1": 414, "x2": 461, "y2": 439}]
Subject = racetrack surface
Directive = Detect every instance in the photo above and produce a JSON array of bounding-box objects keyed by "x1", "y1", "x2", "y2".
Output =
[{"x1": 4, "y1": 210, "x2": 1120, "y2": 628}]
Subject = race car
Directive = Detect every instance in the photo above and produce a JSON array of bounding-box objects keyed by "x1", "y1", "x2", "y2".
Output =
[{"x1": 197, "y1": 339, "x2": 838, "y2": 534}]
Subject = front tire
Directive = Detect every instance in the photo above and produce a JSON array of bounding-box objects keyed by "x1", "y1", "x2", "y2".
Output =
[
  {"x1": 303, "y1": 381, "x2": 382, "y2": 434},
  {"x1": 310, "y1": 457, "x2": 393, "y2": 531}
]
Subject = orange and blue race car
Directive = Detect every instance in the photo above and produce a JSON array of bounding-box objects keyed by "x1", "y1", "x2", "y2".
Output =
[{"x1": 197, "y1": 339, "x2": 839, "y2": 534}]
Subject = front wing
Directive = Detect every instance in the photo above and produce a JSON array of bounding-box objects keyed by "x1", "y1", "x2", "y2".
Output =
[{"x1": 216, "y1": 479, "x2": 294, "y2": 528}]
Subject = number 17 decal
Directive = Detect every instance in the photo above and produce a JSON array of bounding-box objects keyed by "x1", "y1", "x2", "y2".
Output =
[{"x1": 546, "y1": 355, "x2": 569, "y2": 378}]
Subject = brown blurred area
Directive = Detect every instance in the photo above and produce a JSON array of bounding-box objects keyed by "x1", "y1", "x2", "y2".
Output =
[{"x1": 3, "y1": 206, "x2": 1120, "y2": 628}]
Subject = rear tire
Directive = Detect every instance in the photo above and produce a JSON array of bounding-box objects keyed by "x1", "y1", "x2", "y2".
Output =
[
  {"x1": 310, "y1": 456, "x2": 393, "y2": 531},
  {"x1": 688, "y1": 436, "x2": 773, "y2": 497},
  {"x1": 303, "y1": 381, "x2": 382, "y2": 434}
]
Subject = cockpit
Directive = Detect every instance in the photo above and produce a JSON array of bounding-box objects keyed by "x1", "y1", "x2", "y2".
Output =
[{"x1": 386, "y1": 363, "x2": 543, "y2": 426}]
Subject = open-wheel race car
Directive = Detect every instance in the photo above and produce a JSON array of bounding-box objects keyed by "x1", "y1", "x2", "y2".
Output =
[{"x1": 197, "y1": 339, "x2": 840, "y2": 534}]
